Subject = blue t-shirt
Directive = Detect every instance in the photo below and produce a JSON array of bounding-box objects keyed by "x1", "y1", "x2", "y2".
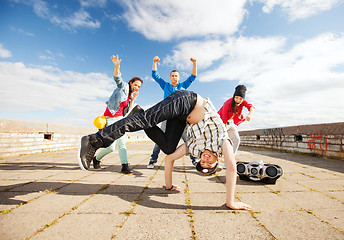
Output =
[{"x1": 152, "y1": 70, "x2": 196, "y2": 99}]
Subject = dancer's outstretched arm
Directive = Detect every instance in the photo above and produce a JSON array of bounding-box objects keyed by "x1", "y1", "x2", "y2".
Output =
[{"x1": 164, "y1": 143, "x2": 186, "y2": 190}]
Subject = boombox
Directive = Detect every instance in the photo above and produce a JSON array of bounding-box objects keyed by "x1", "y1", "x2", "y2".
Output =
[{"x1": 236, "y1": 159, "x2": 283, "y2": 184}]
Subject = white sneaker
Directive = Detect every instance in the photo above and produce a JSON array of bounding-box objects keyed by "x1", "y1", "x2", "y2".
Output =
[{"x1": 147, "y1": 161, "x2": 155, "y2": 169}]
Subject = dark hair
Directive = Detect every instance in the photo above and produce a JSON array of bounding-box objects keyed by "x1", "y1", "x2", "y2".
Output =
[
  {"x1": 170, "y1": 70, "x2": 179, "y2": 75},
  {"x1": 195, "y1": 161, "x2": 219, "y2": 176},
  {"x1": 231, "y1": 98, "x2": 238, "y2": 115},
  {"x1": 231, "y1": 85, "x2": 247, "y2": 114},
  {"x1": 128, "y1": 77, "x2": 143, "y2": 96}
]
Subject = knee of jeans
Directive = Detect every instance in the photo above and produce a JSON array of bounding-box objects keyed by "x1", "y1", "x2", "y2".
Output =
[
  {"x1": 162, "y1": 146, "x2": 175, "y2": 155},
  {"x1": 164, "y1": 150, "x2": 174, "y2": 155}
]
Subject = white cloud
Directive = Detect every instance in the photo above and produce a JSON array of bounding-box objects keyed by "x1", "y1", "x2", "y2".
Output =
[
  {"x1": 164, "y1": 40, "x2": 226, "y2": 70},
  {"x1": 32, "y1": 0, "x2": 50, "y2": 18},
  {"x1": 80, "y1": 0, "x2": 107, "y2": 8},
  {"x1": 0, "y1": 61, "x2": 114, "y2": 126},
  {"x1": 165, "y1": 32, "x2": 344, "y2": 129},
  {"x1": 120, "y1": 0, "x2": 247, "y2": 41},
  {"x1": 255, "y1": 0, "x2": 344, "y2": 21},
  {"x1": 24, "y1": 0, "x2": 101, "y2": 31},
  {"x1": 39, "y1": 49, "x2": 54, "y2": 61},
  {"x1": 163, "y1": 35, "x2": 286, "y2": 80},
  {"x1": 120, "y1": 0, "x2": 343, "y2": 40},
  {"x1": 9, "y1": 27, "x2": 35, "y2": 37},
  {"x1": 0, "y1": 44, "x2": 12, "y2": 58},
  {"x1": 61, "y1": 9, "x2": 101, "y2": 30},
  {"x1": 77, "y1": 56, "x2": 87, "y2": 62},
  {"x1": 38, "y1": 49, "x2": 65, "y2": 64}
]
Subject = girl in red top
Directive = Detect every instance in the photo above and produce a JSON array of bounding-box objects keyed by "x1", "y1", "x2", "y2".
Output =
[
  {"x1": 93, "y1": 54, "x2": 143, "y2": 174},
  {"x1": 218, "y1": 85, "x2": 255, "y2": 156}
]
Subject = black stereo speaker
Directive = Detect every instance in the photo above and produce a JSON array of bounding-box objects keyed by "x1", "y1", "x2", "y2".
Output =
[{"x1": 236, "y1": 159, "x2": 283, "y2": 184}]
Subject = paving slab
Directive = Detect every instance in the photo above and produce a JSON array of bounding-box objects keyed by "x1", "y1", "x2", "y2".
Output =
[
  {"x1": 114, "y1": 214, "x2": 191, "y2": 240},
  {"x1": 255, "y1": 210, "x2": 344, "y2": 240},
  {"x1": 32, "y1": 213, "x2": 126, "y2": 240},
  {"x1": 0, "y1": 141, "x2": 343, "y2": 239},
  {"x1": 193, "y1": 212, "x2": 274, "y2": 240}
]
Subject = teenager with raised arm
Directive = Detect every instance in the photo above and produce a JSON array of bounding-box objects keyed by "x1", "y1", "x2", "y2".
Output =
[
  {"x1": 147, "y1": 56, "x2": 198, "y2": 169},
  {"x1": 89, "y1": 54, "x2": 142, "y2": 174}
]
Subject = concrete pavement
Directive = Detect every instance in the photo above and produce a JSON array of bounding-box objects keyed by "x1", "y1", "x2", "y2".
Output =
[{"x1": 0, "y1": 141, "x2": 343, "y2": 239}]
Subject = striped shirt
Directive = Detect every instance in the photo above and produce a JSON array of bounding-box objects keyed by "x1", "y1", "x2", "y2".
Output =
[{"x1": 185, "y1": 98, "x2": 230, "y2": 158}]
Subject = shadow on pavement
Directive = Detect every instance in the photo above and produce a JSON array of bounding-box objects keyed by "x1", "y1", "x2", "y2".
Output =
[{"x1": 0, "y1": 181, "x2": 230, "y2": 211}]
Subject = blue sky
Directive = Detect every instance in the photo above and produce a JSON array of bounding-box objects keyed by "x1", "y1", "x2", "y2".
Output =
[{"x1": 1, "y1": 0, "x2": 344, "y2": 131}]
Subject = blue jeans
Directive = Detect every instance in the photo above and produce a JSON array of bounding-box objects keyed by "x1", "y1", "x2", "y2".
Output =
[
  {"x1": 150, "y1": 120, "x2": 197, "y2": 163},
  {"x1": 96, "y1": 90, "x2": 197, "y2": 155}
]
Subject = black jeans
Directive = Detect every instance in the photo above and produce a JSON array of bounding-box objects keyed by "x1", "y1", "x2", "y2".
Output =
[{"x1": 96, "y1": 90, "x2": 197, "y2": 154}]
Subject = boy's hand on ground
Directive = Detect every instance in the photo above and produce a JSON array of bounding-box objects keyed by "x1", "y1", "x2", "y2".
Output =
[
  {"x1": 163, "y1": 185, "x2": 180, "y2": 191},
  {"x1": 226, "y1": 202, "x2": 251, "y2": 211}
]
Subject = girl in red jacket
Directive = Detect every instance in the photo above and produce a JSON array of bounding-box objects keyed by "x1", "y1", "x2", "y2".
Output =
[{"x1": 218, "y1": 85, "x2": 255, "y2": 155}]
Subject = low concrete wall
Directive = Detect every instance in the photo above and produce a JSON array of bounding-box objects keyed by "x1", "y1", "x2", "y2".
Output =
[
  {"x1": 0, "y1": 120, "x2": 150, "y2": 158},
  {"x1": 239, "y1": 122, "x2": 344, "y2": 160}
]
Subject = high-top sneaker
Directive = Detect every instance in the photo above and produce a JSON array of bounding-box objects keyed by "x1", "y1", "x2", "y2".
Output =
[
  {"x1": 78, "y1": 134, "x2": 103, "y2": 170},
  {"x1": 121, "y1": 163, "x2": 133, "y2": 174},
  {"x1": 93, "y1": 157, "x2": 101, "y2": 169}
]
